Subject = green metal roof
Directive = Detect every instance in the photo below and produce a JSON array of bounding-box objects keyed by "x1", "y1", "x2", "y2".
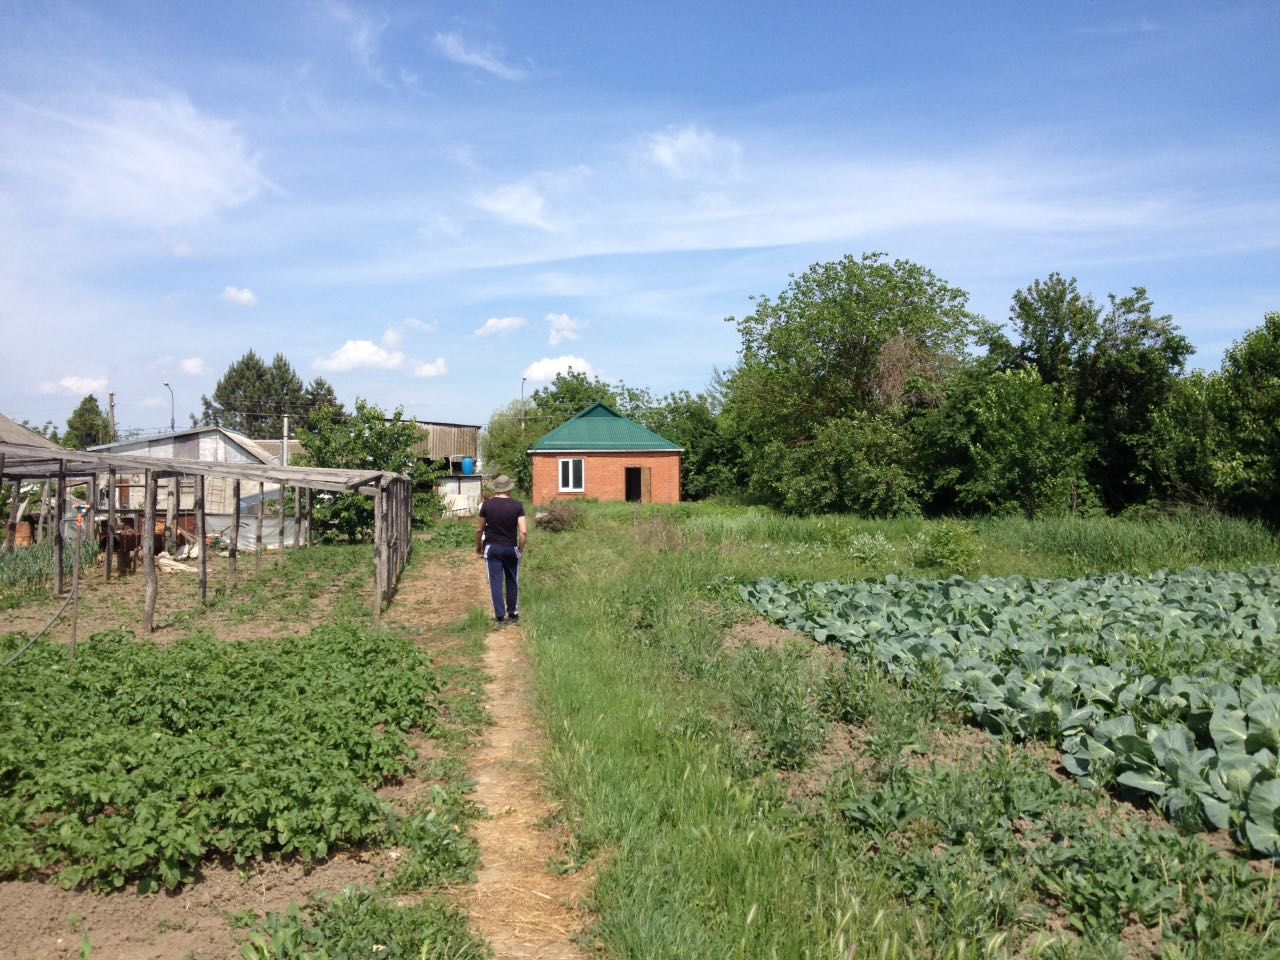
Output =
[{"x1": 528, "y1": 403, "x2": 682, "y2": 452}]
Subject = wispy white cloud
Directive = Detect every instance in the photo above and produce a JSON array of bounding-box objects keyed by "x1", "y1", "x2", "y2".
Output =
[
  {"x1": 472, "y1": 182, "x2": 552, "y2": 230},
  {"x1": 474, "y1": 315, "x2": 527, "y2": 337},
  {"x1": 547, "y1": 312, "x2": 584, "y2": 346},
  {"x1": 523, "y1": 355, "x2": 595, "y2": 381},
  {"x1": 412, "y1": 357, "x2": 448, "y2": 378},
  {"x1": 314, "y1": 339, "x2": 405, "y2": 372},
  {"x1": 39, "y1": 375, "x2": 108, "y2": 395},
  {"x1": 382, "y1": 316, "x2": 437, "y2": 348},
  {"x1": 172, "y1": 241, "x2": 192, "y2": 257},
  {"x1": 179, "y1": 357, "x2": 207, "y2": 376},
  {"x1": 221, "y1": 285, "x2": 259, "y2": 306},
  {"x1": 644, "y1": 125, "x2": 742, "y2": 181},
  {"x1": 325, "y1": 0, "x2": 391, "y2": 85},
  {"x1": 1, "y1": 94, "x2": 269, "y2": 228},
  {"x1": 433, "y1": 31, "x2": 527, "y2": 80},
  {"x1": 140, "y1": 396, "x2": 168, "y2": 409},
  {"x1": 1076, "y1": 18, "x2": 1162, "y2": 36}
]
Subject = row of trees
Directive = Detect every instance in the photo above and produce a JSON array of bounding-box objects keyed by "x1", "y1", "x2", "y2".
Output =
[{"x1": 482, "y1": 252, "x2": 1280, "y2": 524}]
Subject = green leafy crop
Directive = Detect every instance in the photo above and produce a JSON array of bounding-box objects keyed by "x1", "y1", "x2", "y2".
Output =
[{"x1": 0, "y1": 624, "x2": 440, "y2": 891}]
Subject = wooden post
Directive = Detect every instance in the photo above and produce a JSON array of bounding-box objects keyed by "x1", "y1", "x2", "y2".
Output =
[
  {"x1": 304, "y1": 488, "x2": 313, "y2": 548},
  {"x1": 54, "y1": 466, "x2": 65, "y2": 595},
  {"x1": 105, "y1": 468, "x2": 116, "y2": 581},
  {"x1": 196, "y1": 474, "x2": 207, "y2": 604},
  {"x1": 88, "y1": 472, "x2": 97, "y2": 575},
  {"x1": 70, "y1": 510, "x2": 82, "y2": 658},
  {"x1": 277, "y1": 481, "x2": 285, "y2": 568},
  {"x1": 143, "y1": 470, "x2": 157, "y2": 633},
  {"x1": 165, "y1": 479, "x2": 177, "y2": 554},
  {"x1": 372, "y1": 481, "x2": 384, "y2": 619},
  {"x1": 255, "y1": 481, "x2": 264, "y2": 576},
  {"x1": 229, "y1": 480, "x2": 240, "y2": 593},
  {"x1": 5, "y1": 477, "x2": 20, "y2": 552},
  {"x1": 36, "y1": 481, "x2": 48, "y2": 543},
  {"x1": 293, "y1": 486, "x2": 301, "y2": 549}
]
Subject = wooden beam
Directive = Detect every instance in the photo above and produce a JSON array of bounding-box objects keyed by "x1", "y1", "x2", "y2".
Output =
[
  {"x1": 372, "y1": 480, "x2": 384, "y2": 619},
  {"x1": 4, "y1": 476, "x2": 20, "y2": 552},
  {"x1": 105, "y1": 468, "x2": 115, "y2": 581},
  {"x1": 54, "y1": 465, "x2": 65, "y2": 595},
  {"x1": 229, "y1": 479, "x2": 240, "y2": 593},
  {"x1": 255, "y1": 481, "x2": 264, "y2": 576},
  {"x1": 304, "y1": 487, "x2": 313, "y2": 547},
  {"x1": 277, "y1": 481, "x2": 285, "y2": 568},
  {"x1": 143, "y1": 470, "x2": 157, "y2": 633},
  {"x1": 196, "y1": 474, "x2": 207, "y2": 604},
  {"x1": 293, "y1": 485, "x2": 301, "y2": 550}
]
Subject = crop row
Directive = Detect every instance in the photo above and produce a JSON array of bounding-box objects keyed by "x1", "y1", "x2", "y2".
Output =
[
  {"x1": 742, "y1": 566, "x2": 1280, "y2": 855},
  {"x1": 0, "y1": 624, "x2": 439, "y2": 890}
]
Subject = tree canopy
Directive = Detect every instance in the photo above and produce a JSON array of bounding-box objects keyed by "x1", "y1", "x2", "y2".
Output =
[
  {"x1": 200, "y1": 351, "x2": 342, "y2": 438},
  {"x1": 62, "y1": 395, "x2": 114, "y2": 450}
]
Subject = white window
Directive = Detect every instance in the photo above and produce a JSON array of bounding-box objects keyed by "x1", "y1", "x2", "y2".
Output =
[{"x1": 558, "y1": 457, "x2": 585, "y2": 492}]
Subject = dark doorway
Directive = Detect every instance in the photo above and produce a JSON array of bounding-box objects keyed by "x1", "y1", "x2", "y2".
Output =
[{"x1": 625, "y1": 467, "x2": 642, "y2": 503}]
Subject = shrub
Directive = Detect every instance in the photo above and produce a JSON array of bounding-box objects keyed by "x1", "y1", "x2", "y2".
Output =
[{"x1": 534, "y1": 502, "x2": 581, "y2": 532}]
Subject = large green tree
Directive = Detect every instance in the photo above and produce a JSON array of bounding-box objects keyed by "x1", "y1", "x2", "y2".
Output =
[
  {"x1": 724, "y1": 252, "x2": 983, "y2": 513},
  {"x1": 63, "y1": 394, "x2": 114, "y2": 450},
  {"x1": 300, "y1": 400, "x2": 441, "y2": 542},
  {"x1": 1212, "y1": 311, "x2": 1280, "y2": 522},
  {"x1": 200, "y1": 352, "x2": 339, "y2": 438},
  {"x1": 1077, "y1": 288, "x2": 1193, "y2": 507}
]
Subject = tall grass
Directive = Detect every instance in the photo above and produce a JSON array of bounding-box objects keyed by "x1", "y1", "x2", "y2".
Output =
[{"x1": 523, "y1": 504, "x2": 1280, "y2": 958}]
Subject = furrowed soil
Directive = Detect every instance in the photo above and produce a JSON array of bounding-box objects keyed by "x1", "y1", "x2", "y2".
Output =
[{"x1": 0, "y1": 543, "x2": 589, "y2": 959}]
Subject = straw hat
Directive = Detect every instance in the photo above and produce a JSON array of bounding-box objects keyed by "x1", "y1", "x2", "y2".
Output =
[{"x1": 490, "y1": 474, "x2": 514, "y2": 493}]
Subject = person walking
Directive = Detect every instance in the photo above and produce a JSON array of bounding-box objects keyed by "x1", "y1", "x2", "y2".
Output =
[{"x1": 476, "y1": 474, "x2": 527, "y2": 627}]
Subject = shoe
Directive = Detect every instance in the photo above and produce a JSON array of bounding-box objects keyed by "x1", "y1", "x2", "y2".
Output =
[
  {"x1": 509, "y1": 613, "x2": 520, "y2": 625},
  {"x1": 494, "y1": 617, "x2": 507, "y2": 629}
]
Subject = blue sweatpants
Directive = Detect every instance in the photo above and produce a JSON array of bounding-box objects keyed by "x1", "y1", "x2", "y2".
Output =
[{"x1": 484, "y1": 543, "x2": 521, "y2": 620}]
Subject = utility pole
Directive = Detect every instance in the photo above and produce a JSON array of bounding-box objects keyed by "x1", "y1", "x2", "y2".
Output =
[
  {"x1": 108, "y1": 392, "x2": 117, "y2": 440},
  {"x1": 282, "y1": 415, "x2": 289, "y2": 466}
]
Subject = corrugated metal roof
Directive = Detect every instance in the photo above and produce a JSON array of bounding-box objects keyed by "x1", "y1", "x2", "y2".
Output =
[{"x1": 528, "y1": 403, "x2": 682, "y2": 452}]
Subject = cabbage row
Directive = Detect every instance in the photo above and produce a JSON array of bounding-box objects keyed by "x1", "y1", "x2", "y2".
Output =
[{"x1": 742, "y1": 567, "x2": 1280, "y2": 856}]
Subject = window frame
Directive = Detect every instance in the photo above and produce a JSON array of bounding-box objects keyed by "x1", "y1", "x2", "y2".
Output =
[{"x1": 558, "y1": 457, "x2": 585, "y2": 493}]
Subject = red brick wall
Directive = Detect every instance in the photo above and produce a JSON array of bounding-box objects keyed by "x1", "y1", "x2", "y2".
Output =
[{"x1": 531, "y1": 451, "x2": 682, "y2": 505}]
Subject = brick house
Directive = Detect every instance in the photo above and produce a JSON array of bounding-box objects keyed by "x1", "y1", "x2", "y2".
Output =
[{"x1": 528, "y1": 403, "x2": 682, "y2": 505}]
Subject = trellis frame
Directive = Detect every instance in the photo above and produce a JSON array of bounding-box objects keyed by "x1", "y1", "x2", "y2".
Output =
[{"x1": 0, "y1": 441, "x2": 414, "y2": 623}]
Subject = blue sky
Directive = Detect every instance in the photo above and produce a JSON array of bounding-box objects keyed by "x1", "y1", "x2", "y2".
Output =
[{"x1": 1, "y1": 0, "x2": 1276, "y2": 435}]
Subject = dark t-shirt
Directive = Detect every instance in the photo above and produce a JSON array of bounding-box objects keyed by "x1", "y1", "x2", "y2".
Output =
[{"x1": 480, "y1": 496, "x2": 525, "y2": 549}]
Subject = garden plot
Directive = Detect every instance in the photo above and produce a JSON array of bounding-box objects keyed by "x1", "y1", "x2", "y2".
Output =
[{"x1": 743, "y1": 566, "x2": 1280, "y2": 855}]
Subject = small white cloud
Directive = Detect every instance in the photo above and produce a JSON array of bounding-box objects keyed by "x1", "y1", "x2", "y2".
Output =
[
  {"x1": 547, "y1": 312, "x2": 584, "y2": 346},
  {"x1": 474, "y1": 315, "x2": 528, "y2": 337},
  {"x1": 523, "y1": 356, "x2": 596, "y2": 382},
  {"x1": 39, "y1": 375, "x2": 109, "y2": 395},
  {"x1": 179, "y1": 357, "x2": 207, "y2": 376},
  {"x1": 412, "y1": 358, "x2": 448, "y2": 378},
  {"x1": 433, "y1": 31, "x2": 527, "y2": 81},
  {"x1": 314, "y1": 340, "x2": 405, "y2": 372},
  {"x1": 472, "y1": 182, "x2": 551, "y2": 230},
  {"x1": 645, "y1": 125, "x2": 742, "y2": 180},
  {"x1": 221, "y1": 285, "x2": 259, "y2": 306},
  {"x1": 326, "y1": 0, "x2": 391, "y2": 85},
  {"x1": 382, "y1": 317, "x2": 438, "y2": 350},
  {"x1": 172, "y1": 241, "x2": 192, "y2": 257}
]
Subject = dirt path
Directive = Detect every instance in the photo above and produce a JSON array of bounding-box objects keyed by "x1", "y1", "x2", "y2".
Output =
[{"x1": 464, "y1": 622, "x2": 592, "y2": 959}]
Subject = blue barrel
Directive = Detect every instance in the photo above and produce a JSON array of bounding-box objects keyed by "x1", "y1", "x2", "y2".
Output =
[{"x1": 461, "y1": 457, "x2": 476, "y2": 475}]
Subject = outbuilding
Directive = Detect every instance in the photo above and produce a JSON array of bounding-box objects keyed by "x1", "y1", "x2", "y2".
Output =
[{"x1": 528, "y1": 403, "x2": 682, "y2": 505}]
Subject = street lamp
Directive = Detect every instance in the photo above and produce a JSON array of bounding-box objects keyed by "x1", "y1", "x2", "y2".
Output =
[
  {"x1": 162, "y1": 381, "x2": 175, "y2": 431},
  {"x1": 521, "y1": 377, "x2": 528, "y2": 433}
]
